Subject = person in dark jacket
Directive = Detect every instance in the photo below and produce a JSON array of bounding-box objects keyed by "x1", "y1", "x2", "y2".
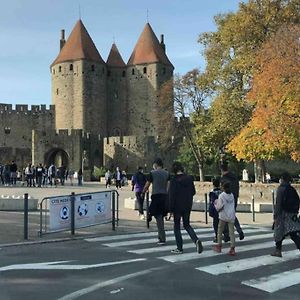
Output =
[
  {"x1": 220, "y1": 163, "x2": 245, "y2": 240},
  {"x1": 168, "y1": 161, "x2": 203, "y2": 254},
  {"x1": 271, "y1": 172, "x2": 300, "y2": 257},
  {"x1": 132, "y1": 166, "x2": 147, "y2": 219}
]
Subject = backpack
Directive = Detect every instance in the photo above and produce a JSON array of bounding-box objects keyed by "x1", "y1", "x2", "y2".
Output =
[
  {"x1": 281, "y1": 185, "x2": 300, "y2": 213},
  {"x1": 209, "y1": 189, "x2": 222, "y2": 217}
]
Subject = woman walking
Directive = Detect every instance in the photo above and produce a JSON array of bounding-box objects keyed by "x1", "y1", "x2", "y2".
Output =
[
  {"x1": 168, "y1": 161, "x2": 203, "y2": 254},
  {"x1": 271, "y1": 172, "x2": 300, "y2": 257}
]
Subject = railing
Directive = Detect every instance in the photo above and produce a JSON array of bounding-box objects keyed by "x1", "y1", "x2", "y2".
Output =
[{"x1": 38, "y1": 190, "x2": 119, "y2": 237}]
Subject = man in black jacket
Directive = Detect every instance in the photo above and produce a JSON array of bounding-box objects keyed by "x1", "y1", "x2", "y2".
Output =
[
  {"x1": 220, "y1": 163, "x2": 245, "y2": 240},
  {"x1": 169, "y1": 161, "x2": 203, "y2": 254}
]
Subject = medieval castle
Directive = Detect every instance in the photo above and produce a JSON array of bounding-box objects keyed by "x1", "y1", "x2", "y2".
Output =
[{"x1": 0, "y1": 20, "x2": 175, "y2": 177}]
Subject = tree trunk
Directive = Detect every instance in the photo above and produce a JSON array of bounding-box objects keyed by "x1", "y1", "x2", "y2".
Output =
[
  {"x1": 198, "y1": 164, "x2": 204, "y2": 182},
  {"x1": 254, "y1": 159, "x2": 266, "y2": 183}
]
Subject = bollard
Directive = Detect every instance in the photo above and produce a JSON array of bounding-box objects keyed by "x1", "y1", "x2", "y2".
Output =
[
  {"x1": 24, "y1": 193, "x2": 29, "y2": 240},
  {"x1": 116, "y1": 192, "x2": 119, "y2": 226},
  {"x1": 204, "y1": 193, "x2": 208, "y2": 225},
  {"x1": 252, "y1": 195, "x2": 255, "y2": 222},
  {"x1": 112, "y1": 191, "x2": 116, "y2": 231},
  {"x1": 146, "y1": 192, "x2": 150, "y2": 229},
  {"x1": 70, "y1": 192, "x2": 75, "y2": 235},
  {"x1": 271, "y1": 190, "x2": 275, "y2": 214}
]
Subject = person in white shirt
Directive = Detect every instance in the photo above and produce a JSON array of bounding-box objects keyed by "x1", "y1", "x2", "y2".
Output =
[{"x1": 213, "y1": 182, "x2": 236, "y2": 256}]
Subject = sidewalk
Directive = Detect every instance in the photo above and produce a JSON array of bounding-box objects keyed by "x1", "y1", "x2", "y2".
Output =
[{"x1": 0, "y1": 183, "x2": 274, "y2": 247}]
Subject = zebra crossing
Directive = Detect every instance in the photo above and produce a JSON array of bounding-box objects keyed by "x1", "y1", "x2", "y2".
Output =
[{"x1": 85, "y1": 225, "x2": 300, "y2": 294}]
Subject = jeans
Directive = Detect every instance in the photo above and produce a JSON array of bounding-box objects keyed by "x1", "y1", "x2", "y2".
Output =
[
  {"x1": 234, "y1": 217, "x2": 243, "y2": 235},
  {"x1": 136, "y1": 192, "x2": 144, "y2": 215},
  {"x1": 217, "y1": 220, "x2": 235, "y2": 248},
  {"x1": 276, "y1": 231, "x2": 300, "y2": 250},
  {"x1": 155, "y1": 215, "x2": 166, "y2": 242},
  {"x1": 173, "y1": 211, "x2": 198, "y2": 251}
]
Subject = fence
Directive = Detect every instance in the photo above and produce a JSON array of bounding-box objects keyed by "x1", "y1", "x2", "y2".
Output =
[{"x1": 38, "y1": 190, "x2": 119, "y2": 236}]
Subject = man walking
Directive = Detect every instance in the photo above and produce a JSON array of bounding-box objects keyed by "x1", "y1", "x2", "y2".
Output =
[
  {"x1": 143, "y1": 158, "x2": 170, "y2": 245},
  {"x1": 132, "y1": 166, "x2": 147, "y2": 219},
  {"x1": 220, "y1": 163, "x2": 245, "y2": 240}
]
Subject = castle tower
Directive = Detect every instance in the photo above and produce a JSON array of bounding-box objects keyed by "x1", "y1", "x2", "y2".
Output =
[
  {"x1": 127, "y1": 23, "x2": 174, "y2": 137},
  {"x1": 50, "y1": 20, "x2": 107, "y2": 136},
  {"x1": 106, "y1": 43, "x2": 128, "y2": 136}
]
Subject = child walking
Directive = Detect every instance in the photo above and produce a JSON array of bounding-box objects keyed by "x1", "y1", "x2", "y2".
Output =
[{"x1": 213, "y1": 182, "x2": 236, "y2": 256}]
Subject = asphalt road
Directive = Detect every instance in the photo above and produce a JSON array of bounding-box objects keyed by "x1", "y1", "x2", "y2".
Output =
[{"x1": 1, "y1": 225, "x2": 300, "y2": 300}]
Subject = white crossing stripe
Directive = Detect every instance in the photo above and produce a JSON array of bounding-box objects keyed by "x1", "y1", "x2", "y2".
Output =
[
  {"x1": 128, "y1": 230, "x2": 272, "y2": 254},
  {"x1": 159, "y1": 239, "x2": 294, "y2": 263},
  {"x1": 242, "y1": 267, "x2": 300, "y2": 293},
  {"x1": 103, "y1": 228, "x2": 270, "y2": 248},
  {"x1": 85, "y1": 224, "x2": 259, "y2": 242},
  {"x1": 196, "y1": 249, "x2": 299, "y2": 274}
]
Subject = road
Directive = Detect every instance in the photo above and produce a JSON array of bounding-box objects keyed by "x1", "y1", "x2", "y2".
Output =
[{"x1": 1, "y1": 225, "x2": 300, "y2": 300}]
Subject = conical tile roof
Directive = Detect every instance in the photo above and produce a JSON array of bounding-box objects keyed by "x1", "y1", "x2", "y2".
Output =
[
  {"x1": 107, "y1": 43, "x2": 126, "y2": 67},
  {"x1": 51, "y1": 20, "x2": 105, "y2": 66},
  {"x1": 127, "y1": 23, "x2": 173, "y2": 67}
]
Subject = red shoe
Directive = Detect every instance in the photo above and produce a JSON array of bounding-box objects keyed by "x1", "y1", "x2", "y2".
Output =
[
  {"x1": 228, "y1": 247, "x2": 236, "y2": 256},
  {"x1": 213, "y1": 244, "x2": 222, "y2": 253}
]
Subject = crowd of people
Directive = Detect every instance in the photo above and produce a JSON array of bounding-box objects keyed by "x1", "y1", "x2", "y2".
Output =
[
  {"x1": 0, "y1": 161, "x2": 83, "y2": 187},
  {"x1": 130, "y1": 158, "x2": 300, "y2": 259}
]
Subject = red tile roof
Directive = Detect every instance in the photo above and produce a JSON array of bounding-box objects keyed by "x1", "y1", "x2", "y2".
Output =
[
  {"x1": 107, "y1": 43, "x2": 126, "y2": 67},
  {"x1": 127, "y1": 23, "x2": 173, "y2": 67},
  {"x1": 51, "y1": 20, "x2": 105, "y2": 66}
]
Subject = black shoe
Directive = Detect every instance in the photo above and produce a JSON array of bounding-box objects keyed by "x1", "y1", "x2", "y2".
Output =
[
  {"x1": 239, "y1": 232, "x2": 245, "y2": 240},
  {"x1": 196, "y1": 239, "x2": 203, "y2": 254},
  {"x1": 147, "y1": 215, "x2": 152, "y2": 222},
  {"x1": 223, "y1": 236, "x2": 230, "y2": 243}
]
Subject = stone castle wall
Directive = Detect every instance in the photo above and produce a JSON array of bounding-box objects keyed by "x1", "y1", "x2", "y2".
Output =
[{"x1": 0, "y1": 104, "x2": 55, "y2": 167}]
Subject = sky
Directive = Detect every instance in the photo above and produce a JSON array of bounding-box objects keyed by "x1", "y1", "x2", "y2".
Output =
[{"x1": 0, "y1": 0, "x2": 242, "y2": 105}]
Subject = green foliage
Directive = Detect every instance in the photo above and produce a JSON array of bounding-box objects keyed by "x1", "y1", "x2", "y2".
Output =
[{"x1": 93, "y1": 166, "x2": 106, "y2": 179}]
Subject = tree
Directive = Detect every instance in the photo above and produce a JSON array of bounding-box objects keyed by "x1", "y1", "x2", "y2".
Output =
[
  {"x1": 198, "y1": 0, "x2": 300, "y2": 180},
  {"x1": 228, "y1": 25, "x2": 300, "y2": 167}
]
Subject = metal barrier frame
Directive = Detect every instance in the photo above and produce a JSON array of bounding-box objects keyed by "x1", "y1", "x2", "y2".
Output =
[{"x1": 38, "y1": 190, "x2": 119, "y2": 237}]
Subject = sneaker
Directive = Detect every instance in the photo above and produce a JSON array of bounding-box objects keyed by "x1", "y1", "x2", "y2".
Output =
[
  {"x1": 213, "y1": 244, "x2": 222, "y2": 253},
  {"x1": 223, "y1": 235, "x2": 230, "y2": 243},
  {"x1": 228, "y1": 247, "x2": 236, "y2": 256},
  {"x1": 271, "y1": 249, "x2": 282, "y2": 257},
  {"x1": 171, "y1": 248, "x2": 183, "y2": 254},
  {"x1": 196, "y1": 239, "x2": 203, "y2": 254},
  {"x1": 157, "y1": 241, "x2": 166, "y2": 246},
  {"x1": 239, "y1": 232, "x2": 245, "y2": 241}
]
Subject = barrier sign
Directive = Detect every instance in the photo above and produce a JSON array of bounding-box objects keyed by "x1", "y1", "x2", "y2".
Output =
[{"x1": 48, "y1": 192, "x2": 112, "y2": 231}]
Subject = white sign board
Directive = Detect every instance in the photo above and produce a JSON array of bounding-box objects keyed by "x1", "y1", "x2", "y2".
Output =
[{"x1": 48, "y1": 192, "x2": 112, "y2": 231}]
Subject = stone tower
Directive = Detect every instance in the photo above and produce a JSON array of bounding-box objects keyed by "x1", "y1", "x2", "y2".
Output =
[
  {"x1": 106, "y1": 43, "x2": 128, "y2": 136},
  {"x1": 127, "y1": 23, "x2": 174, "y2": 137},
  {"x1": 51, "y1": 20, "x2": 107, "y2": 136}
]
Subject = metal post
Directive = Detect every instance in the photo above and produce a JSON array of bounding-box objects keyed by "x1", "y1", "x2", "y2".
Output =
[
  {"x1": 252, "y1": 195, "x2": 255, "y2": 222},
  {"x1": 116, "y1": 191, "x2": 119, "y2": 226},
  {"x1": 39, "y1": 200, "x2": 43, "y2": 237},
  {"x1": 24, "y1": 193, "x2": 29, "y2": 240},
  {"x1": 271, "y1": 190, "x2": 275, "y2": 214},
  {"x1": 70, "y1": 192, "x2": 75, "y2": 235},
  {"x1": 146, "y1": 192, "x2": 150, "y2": 229},
  {"x1": 204, "y1": 193, "x2": 208, "y2": 225},
  {"x1": 112, "y1": 191, "x2": 116, "y2": 231}
]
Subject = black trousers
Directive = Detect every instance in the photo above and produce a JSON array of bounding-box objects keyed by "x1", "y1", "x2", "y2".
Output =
[{"x1": 276, "y1": 231, "x2": 300, "y2": 250}]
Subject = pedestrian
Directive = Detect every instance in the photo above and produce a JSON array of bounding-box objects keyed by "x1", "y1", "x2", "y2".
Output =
[
  {"x1": 48, "y1": 163, "x2": 56, "y2": 186},
  {"x1": 271, "y1": 172, "x2": 300, "y2": 257},
  {"x1": 213, "y1": 182, "x2": 236, "y2": 256},
  {"x1": 143, "y1": 158, "x2": 170, "y2": 245},
  {"x1": 168, "y1": 161, "x2": 203, "y2": 254},
  {"x1": 78, "y1": 168, "x2": 83, "y2": 186},
  {"x1": 132, "y1": 166, "x2": 147, "y2": 220},
  {"x1": 68, "y1": 169, "x2": 75, "y2": 186},
  {"x1": 209, "y1": 178, "x2": 230, "y2": 243},
  {"x1": 25, "y1": 163, "x2": 33, "y2": 187},
  {"x1": 114, "y1": 167, "x2": 122, "y2": 189},
  {"x1": 220, "y1": 163, "x2": 245, "y2": 240},
  {"x1": 36, "y1": 163, "x2": 44, "y2": 187},
  {"x1": 10, "y1": 160, "x2": 18, "y2": 185},
  {"x1": 3, "y1": 163, "x2": 11, "y2": 186},
  {"x1": 0, "y1": 163, "x2": 4, "y2": 185},
  {"x1": 105, "y1": 169, "x2": 112, "y2": 188}
]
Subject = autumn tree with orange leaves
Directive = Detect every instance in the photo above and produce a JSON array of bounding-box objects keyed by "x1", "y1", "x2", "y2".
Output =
[{"x1": 228, "y1": 25, "x2": 300, "y2": 177}]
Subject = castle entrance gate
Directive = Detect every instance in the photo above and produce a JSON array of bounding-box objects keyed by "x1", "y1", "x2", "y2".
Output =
[{"x1": 45, "y1": 148, "x2": 69, "y2": 167}]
